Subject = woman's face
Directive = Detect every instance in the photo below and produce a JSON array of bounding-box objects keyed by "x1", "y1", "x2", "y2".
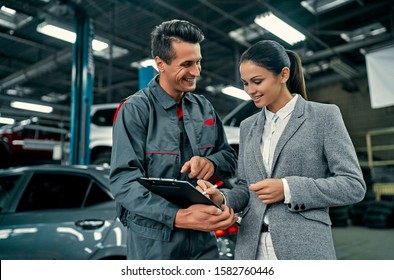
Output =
[{"x1": 240, "y1": 60, "x2": 287, "y2": 111}]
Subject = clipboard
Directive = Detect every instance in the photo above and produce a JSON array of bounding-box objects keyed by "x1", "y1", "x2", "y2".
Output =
[{"x1": 137, "y1": 177, "x2": 220, "y2": 209}]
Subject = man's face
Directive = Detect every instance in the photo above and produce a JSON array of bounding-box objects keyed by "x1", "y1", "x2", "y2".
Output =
[{"x1": 156, "y1": 40, "x2": 202, "y2": 101}]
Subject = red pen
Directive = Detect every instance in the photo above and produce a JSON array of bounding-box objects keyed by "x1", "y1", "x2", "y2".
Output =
[{"x1": 202, "y1": 180, "x2": 223, "y2": 195}]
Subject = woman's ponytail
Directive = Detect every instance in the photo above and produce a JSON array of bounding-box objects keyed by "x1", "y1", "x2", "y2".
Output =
[{"x1": 286, "y1": 50, "x2": 308, "y2": 100}]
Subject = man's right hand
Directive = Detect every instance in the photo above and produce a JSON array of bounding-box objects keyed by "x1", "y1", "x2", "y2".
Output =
[{"x1": 174, "y1": 204, "x2": 237, "y2": 232}]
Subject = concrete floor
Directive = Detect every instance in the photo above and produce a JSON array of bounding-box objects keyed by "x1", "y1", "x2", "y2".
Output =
[{"x1": 332, "y1": 225, "x2": 394, "y2": 260}]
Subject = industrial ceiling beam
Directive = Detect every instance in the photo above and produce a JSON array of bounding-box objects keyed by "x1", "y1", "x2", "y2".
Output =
[
  {"x1": 153, "y1": 0, "x2": 250, "y2": 48},
  {"x1": 0, "y1": 47, "x2": 73, "y2": 91},
  {"x1": 302, "y1": 33, "x2": 394, "y2": 63}
]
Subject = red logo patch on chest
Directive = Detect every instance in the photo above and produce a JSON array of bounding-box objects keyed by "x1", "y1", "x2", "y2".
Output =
[{"x1": 204, "y1": 119, "x2": 215, "y2": 125}]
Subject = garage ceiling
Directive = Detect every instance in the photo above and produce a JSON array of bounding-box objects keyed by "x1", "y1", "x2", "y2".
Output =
[{"x1": 0, "y1": 0, "x2": 393, "y2": 124}]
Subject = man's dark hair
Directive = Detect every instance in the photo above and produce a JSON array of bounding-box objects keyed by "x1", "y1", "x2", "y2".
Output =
[{"x1": 151, "y1": 19, "x2": 205, "y2": 64}]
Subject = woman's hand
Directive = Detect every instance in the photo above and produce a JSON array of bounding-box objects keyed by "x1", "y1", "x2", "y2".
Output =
[
  {"x1": 249, "y1": 178, "x2": 284, "y2": 204},
  {"x1": 196, "y1": 179, "x2": 225, "y2": 206}
]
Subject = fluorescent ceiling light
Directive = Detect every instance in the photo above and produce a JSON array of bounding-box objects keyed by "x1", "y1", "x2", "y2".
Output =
[
  {"x1": 11, "y1": 101, "x2": 53, "y2": 113},
  {"x1": 228, "y1": 23, "x2": 268, "y2": 45},
  {"x1": 130, "y1": 58, "x2": 158, "y2": 71},
  {"x1": 91, "y1": 39, "x2": 109, "y2": 52},
  {"x1": 5, "y1": 89, "x2": 18, "y2": 96},
  {"x1": 304, "y1": 61, "x2": 330, "y2": 75},
  {"x1": 254, "y1": 12, "x2": 306, "y2": 45},
  {"x1": 340, "y1": 23, "x2": 387, "y2": 43},
  {"x1": 5, "y1": 86, "x2": 33, "y2": 96},
  {"x1": 205, "y1": 86, "x2": 216, "y2": 93},
  {"x1": 37, "y1": 22, "x2": 108, "y2": 51},
  {"x1": 329, "y1": 58, "x2": 358, "y2": 79},
  {"x1": 37, "y1": 21, "x2": 128, "y2": 58},
  {"x1": 140, "y1": 59, "x2": 156, "y2": 68},
  {"x1": 93, "y1": 44, "x2": 129, "y2": 59},
  {"x1": 222, "y1": 86, "x2": 250, "y2": 101},
  {"x1": 0, "y1": 6, "x2": 32, "y2": 30},
  {"x1": 1, "y1": 6, "x2": 16, "y2": 15},
  {"x1": 19, "y1": 117, "x2": 38, "y2": 126},
  {"x1": 301, "y1": 0, "x2": 354, "y2": 14},
  {"x1": 41, "y1": 92, "x2": 68, "y2": 103},
  {"x1": 37, "y1": 22, "x2": 75, "y2": 43},
  {"x1": 0, "y1": 117, "x2": 15, "y2": 125}
]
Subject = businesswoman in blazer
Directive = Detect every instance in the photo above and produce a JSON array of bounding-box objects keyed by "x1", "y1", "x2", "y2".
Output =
[{"x1": 199, "y1": 40, "x2": 366, "y2": 260}]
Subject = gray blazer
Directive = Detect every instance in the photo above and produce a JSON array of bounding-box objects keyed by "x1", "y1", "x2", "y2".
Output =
[{"x1": 222, "y1": 96, "x2": 366, "y2": 260}]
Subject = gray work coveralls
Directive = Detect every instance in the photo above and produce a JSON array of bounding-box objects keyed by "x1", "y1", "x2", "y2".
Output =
[{"x1": 109, "y1": 76, "x2": 237, "y2": 259}]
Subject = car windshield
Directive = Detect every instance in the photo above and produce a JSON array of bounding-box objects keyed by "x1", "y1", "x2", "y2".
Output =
[
  {"x1": 223, "y1": 100, "x2": 261, "y2": 127},
  {"x1": 91, "y1": 108, "x2": 117, "y2": 126},
  {"x1": 0, "y1": 175, "x2": 21, "y2": 212}
]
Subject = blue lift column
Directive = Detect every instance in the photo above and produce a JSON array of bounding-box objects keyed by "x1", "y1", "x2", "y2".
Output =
[
  {"x1": 138, "y1": 65, "x2": 155, "y2": 89},
  {"x1": 69, "y1": 12, "x2": 94, "y2": 165}
]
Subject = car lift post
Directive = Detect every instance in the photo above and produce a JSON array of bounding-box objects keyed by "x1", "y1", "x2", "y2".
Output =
[
  {"x1": 69, "y1": 8, "x2": 94, "y2": 165},
  {"x1": 138, "y1": 65, "x2": 155, "y2": 89}
]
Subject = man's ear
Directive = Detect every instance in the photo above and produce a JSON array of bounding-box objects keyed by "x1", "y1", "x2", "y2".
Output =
[
  {"x1": 281, "y1": 67, "x2": 290, "y2": 83},
  {"x1": 155, "y1": 56, "x2": 164, "y2": 73}
]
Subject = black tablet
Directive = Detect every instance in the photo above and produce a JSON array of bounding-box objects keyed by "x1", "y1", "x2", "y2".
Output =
[{"x1": 137, "y1": 177, "x2": 220, "y2": 209}]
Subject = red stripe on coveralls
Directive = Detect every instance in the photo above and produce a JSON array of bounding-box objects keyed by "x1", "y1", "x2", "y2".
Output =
[
  {"x1": 146, "y1": 152, "x2": 180, "y2": 156},
  {"x1": 199, "y1": 146, "x2": 215, "y2": 149}
]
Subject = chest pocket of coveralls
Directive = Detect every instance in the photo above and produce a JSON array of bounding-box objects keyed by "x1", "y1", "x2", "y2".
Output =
[{"x1": 194, "y1": 116, "x2": 216, "y2": 154}]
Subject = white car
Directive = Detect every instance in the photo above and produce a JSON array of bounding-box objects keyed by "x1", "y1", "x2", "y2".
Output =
[
  {"x1": 89, "y1": 100, "x2": 259, "y2": 165},
  {"x1": 89, "y1": 103, "x2": 119, "y2": 165}
]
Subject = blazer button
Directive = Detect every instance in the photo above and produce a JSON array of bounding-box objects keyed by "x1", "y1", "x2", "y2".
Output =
[
  {"x1": 294, "y1": 205, "x2": 299, "y2": 211},
  {"x1": 287, "y1": 203, "x2": 292, "y2": 209},
  {"x1": 300, "y1": 204, "x2": 306, "y2": 210}
]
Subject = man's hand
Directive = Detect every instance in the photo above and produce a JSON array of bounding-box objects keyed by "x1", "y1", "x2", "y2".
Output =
[
  {"x1": 249, "y1": 178, "x2": 284, "y2": 204},
  {"x1": 180, "y1": 156, "x2": 215, "y2": 180},
  {"x1": 174, "y1": 204, "x2": 237, "y2": 231}
]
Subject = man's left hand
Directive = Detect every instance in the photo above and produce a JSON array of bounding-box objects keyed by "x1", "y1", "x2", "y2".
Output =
[{"x1": 180, "y1": 156, "x2": 215, "y2": 180}]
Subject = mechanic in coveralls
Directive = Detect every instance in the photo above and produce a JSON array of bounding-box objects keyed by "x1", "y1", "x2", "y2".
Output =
[{"x1": 109, "y1": 19, "x2": 237, "y2": 259}]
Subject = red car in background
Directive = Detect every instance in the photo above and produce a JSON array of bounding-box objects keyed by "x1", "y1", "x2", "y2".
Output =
[{"x1": 0, "y1": 118, "x2": 69, "y2": 168}]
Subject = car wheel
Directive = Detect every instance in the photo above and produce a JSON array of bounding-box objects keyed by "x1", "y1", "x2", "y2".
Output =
[{"x1": 91, "y1": 150, "x2": 112, "y2": 166}]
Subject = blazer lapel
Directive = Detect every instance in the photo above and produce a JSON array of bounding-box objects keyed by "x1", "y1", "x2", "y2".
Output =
[
  {"x1": 248, "y1": 111, "x2": 269, "y2": 179},
  {"x1": 271, "y1": 97, "x2": 306, "y2": 171}
]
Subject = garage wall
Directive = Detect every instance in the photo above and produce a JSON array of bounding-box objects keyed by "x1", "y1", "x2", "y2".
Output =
[{"x1": 308, "y1": 77, "x2": 394, "y2": 162}]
